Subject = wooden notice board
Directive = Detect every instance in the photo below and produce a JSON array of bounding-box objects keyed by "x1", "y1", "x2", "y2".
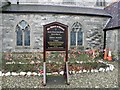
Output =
[
  {"x1": 43, "y1": 22, "x2": 69, "y2": 85},
  {"x1": 44, "y1": 22, "x2": 68, "y2": 52}
]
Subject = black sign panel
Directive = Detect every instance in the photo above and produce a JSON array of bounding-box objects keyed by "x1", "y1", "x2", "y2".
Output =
[{"x1": 44, "y1": 22, "x2": 68, "y2": 51}]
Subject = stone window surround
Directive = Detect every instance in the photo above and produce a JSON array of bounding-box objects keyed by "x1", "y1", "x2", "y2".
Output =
[
  {"x1": 70, "y1": 22, "x2": 84, "y2": 47},
  {"x1": 15, "y1": 20, "x2": 31, "y2": 49}
]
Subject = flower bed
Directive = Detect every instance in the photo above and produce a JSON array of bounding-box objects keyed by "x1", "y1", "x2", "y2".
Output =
[
  {"x1": 0, "y1": 61, "x2": 115, "y2": 76},
  {"x1": 1, "y1": 49, "x2": 115, "y2": 76}
]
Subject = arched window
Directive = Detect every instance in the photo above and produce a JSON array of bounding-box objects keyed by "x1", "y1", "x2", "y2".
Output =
[
  {"x1": 70, "y1": 30, "x2": 76, "y2": 45},
  {"x1": 70, "y1": 22, "x2": 83, "y2": 46},
  {"x1": 63, "y1": 0, "x2": 75, "y2": 4},
  {"x1": 16, "y1": 20, "x2": 30, "y2": 46},
  {"x1": 96, "y1": 0, "x2": 106, "y2": 7}
]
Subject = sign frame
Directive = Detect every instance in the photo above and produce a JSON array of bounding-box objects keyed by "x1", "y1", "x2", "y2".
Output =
[
  {"x1": 44, "y1": 22, "x2": 68, "y2": 52},
  {"x1": 43, "y1": 22, "x2": 69, "y2": 86}
]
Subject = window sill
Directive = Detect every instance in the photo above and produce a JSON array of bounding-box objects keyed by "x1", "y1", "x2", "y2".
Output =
[
  {"x1": 15, "y1": 46, "x2": 31, "y2": 49},
  {"x1": 70, "y1": 46, "x2": 84, "y2": 50}
]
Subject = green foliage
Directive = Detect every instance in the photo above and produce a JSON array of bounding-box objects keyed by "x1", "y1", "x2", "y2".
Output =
[
  {"x1": 2, "y1": 49, "x2": 104, "y2": 73},
  {"x1": 77, "y1": 53, "x2": 90, "y2": 61},
  {"x1": 2, "y1": 64, "x2": 38, "y2": 73}
]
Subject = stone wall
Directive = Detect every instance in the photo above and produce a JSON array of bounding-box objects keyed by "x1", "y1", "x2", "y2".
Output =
[
  {"x1": 17, "y1": 0, "x2": 112, "y2": 8},
  {"x1": 0, "y1": 13, "x2": 2, "y2": 52},
  {"x1": 2, "y1": 13, "x2": 109, "y2": 52},
  {"x1": 106, "y1": 29, "x2": 119, "y2": 59},
  {"x1": 118, "y1": 29, "x2": 120, "y2": 54},
  {"x1": 106, "y1": 29, "x2": 118, "y2": 52}
]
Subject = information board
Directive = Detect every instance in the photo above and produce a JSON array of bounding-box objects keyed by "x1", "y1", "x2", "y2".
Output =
[
  {"x1": 43, "y1": 22, "x2": 69, "y2": 86},
  {"x1": 44, "y1": 22, "x2": 68, "y2": 51}
]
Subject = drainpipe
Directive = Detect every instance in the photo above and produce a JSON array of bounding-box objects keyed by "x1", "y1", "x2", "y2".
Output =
[{"x1": 103, "y1": 31, "x2": 106, "y2": 50}]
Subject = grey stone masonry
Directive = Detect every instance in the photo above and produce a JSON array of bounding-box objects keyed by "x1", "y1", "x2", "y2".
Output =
[
  {"x1": 2, "y1": 13, "x2": 109, "y2": 52},
  {"x1": 0, "y1": 13, "x2": 2, "y2": 52},
  {"x1": 118, "y1": 29, "x2": 120, "y2": 54},
  {"x1": 106, "y1": 29, "x2": 118, "y2": 52},
  {"x1": 106, "y1": 29, "x2": 119, "y2": 60}
]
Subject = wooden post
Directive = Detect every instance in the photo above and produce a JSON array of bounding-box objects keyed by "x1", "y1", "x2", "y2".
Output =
[
  {"x1": 43, "y1": 24, "x2": 46, "y2": 86},
  {"x1": 43, "y1": 49, "x2": 46, "y2": 86},
  {"x1": 66, "y1": 27, "x2": 69, "y2": 85},
  {"x1": 43, "y1": 61, "x2": 46, "y2": 86}
]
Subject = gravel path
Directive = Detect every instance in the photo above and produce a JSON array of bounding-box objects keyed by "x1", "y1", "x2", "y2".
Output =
[{"x1": 1, "y1": 61, "x2": 119, "y2": 89}]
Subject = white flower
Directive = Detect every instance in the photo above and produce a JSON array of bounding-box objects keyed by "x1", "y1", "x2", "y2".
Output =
[
  {"x1": 98, "y1": 60, "x2": 103, "y2": 63},
  {"x1": 80, "y1": 61, "x2": 83, "y2": 64},
  {"x1": 0, "y1": 71, "x2": 2, "y2": 76},
  {"x1": 106, "y1": 67, "x2": 110, "y2": 72},
  {"x1": 27, "y1": 72, "x2": 32, "y2": 76},
  {"x1": 72, "y1": 71, "x2": 75, "y2": 74},
  {"x1": 94, "y1": 69, "x2": 98, "y2": 73},
  {"x1": 109, "y1": 64, "x2": 114, "y2": 71},
  {"x1": 52, "y1": 72, "x2": 58, "y2": 75},
  {"x1": 32, "y1": 72, "x2": 37, "y2": 76},
  {"x1": 95, "y1": 86, "x2": 99, "y2": 88},
  {"x1": 102, "y1": 68, "x2": 105, "y2": 72},
  {"x1": 69, "y1": 71, "x2": 72, "y2": 74},
  {"x1": 83, "y1": 69, "x2": 87, "y2": 73},
  {"x1": 20, "y1": 72, "x2": 26, "y2": 76},
  {"x1": 11, "y1": 72, "x2": 18, "y2": 76},
  {"x1": 76, "y1": 71, "x2": 79, "y2": 74},
  {"x1": 5, "y1": 72, "x2": 11, "y2": 76},
  {"x1": 60, "y1": 71, "x2": 64, "y2": 75},
  {"x1": 12, "y1": 61, "x2": 15, "y2": 64},
  {"x1": 91, "y1": 69, "x2": 94, "y2": 73},
  {"x1": 99, "y1": 68, "x2": 104, "y2": 72},
  {"x1": 2, "y1": 73, "x2": 5, "y2": 76},
  {"x1": 87, "y1": 70, "x2": 90, "y2": 73},
  {"x1": 47, "y1": 73, "x2": 52, "y2": 75},
  {"x1": 48, "y1": 61, "x2": 51, "y2": 63},
  {"x1": 19, "y1": 62, "x2": 22, "y2": 64},
  {"x1": 30, "y1": 61, "x2": 35, "y2": 64},
  {"x1": 76, "y1": 61, "x2": 79, "y2": 63},
  {"x1": 6, "y1": 62, "x2": 12, "y2": 64},
  {"x1": 79, "y1": 70, "x2": 82, "y2": 73},
  {"x1": 38, "y1": 73, "x2": 41, "y2": 76},
  {"x1": 106, "y1": 64, "x2": 109, "y2": 66}
]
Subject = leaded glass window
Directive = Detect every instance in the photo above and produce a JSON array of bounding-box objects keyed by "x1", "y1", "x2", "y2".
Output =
[
  {"x1": 24, "y1": 27, "x2": 30, "y2": 46},
  {"x1": 70, "y1": 30, "x2": 76, "y2": 45},
  {"x1": 16, "y1": 20, "x2": 30, "y2": 46},
  {"x1": 78, "y1": 30, "x2": 83, "y2": 45},
  {"x1": 96, "y1": 0, "x2": 106, "y2": 7},
  {"x1": 70, "y1": 22, "x2": 83, "y2": 46},
  {"x1": 16, "y1": 26, "x2": 22, "y2": 46}
]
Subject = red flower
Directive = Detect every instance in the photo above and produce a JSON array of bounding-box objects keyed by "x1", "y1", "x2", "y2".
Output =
[
  {"x1": 64, "y1": 57, "x2": 66, "y2": 62},
  {"x1": 78, "y1": 51, "x2": 81, "y2": 54},
  {"x1": 39, "y1": 70, "x2": 43, "y2": 74}
]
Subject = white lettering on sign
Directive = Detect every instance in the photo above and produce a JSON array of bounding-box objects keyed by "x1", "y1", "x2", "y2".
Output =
[{"x1": 47, "y1": 26, "x2": 65, "y2": 31}]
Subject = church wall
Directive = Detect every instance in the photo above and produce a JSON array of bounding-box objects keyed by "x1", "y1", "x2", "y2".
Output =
[
  {"x1": 0, "y1": 13, "x2": 2, "y2": 52},
  {"x1": 106, "y1": 29, "x2": 119, "y2": 60},
  {"x1": 118, "y1": 29, "x2": 120, "y2": 53},
  {"x1": 2, "y1": 13, "x2": 109, "y2": 52}
]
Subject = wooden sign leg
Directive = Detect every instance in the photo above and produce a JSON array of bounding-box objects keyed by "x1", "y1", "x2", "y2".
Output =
[
  {"x1": 43, "y1": 62, "x2": 46, "y2": 86},
  {"x1": 66, "y1": 61, "x2": 70, "y2": 85},
  {"x1": 43, "y1": 51, "x2": 46, "y2": 86}
]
